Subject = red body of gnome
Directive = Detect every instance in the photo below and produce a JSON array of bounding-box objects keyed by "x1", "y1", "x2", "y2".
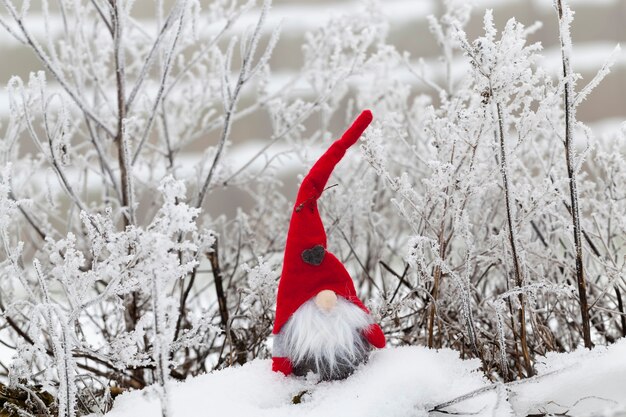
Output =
[{"x1": 272, "y1": 110, "x2": 386, "y2": 376}]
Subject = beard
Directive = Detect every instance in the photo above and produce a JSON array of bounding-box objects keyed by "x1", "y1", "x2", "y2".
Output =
[{"x1": 281, "y1": 296, "x2": 372, "y2": 381}]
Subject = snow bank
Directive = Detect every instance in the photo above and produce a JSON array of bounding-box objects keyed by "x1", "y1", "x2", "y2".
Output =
[
  {"x1": 101, "y1": 340, "x2": 626, "y2": 417},
  {"x1": 511, "y1": 338, "x2": 626, "y2": 416},
  {"x1": 100, "y1": 346, "x2": 499, "y2": 417}
]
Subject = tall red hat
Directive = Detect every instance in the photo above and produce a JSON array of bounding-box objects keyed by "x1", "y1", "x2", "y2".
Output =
[{"x1": 273, "y1": 110, "x2": 376, "y2": 335}]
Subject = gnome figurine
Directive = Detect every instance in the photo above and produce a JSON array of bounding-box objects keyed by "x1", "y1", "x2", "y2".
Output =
[{"x1": 272, "y1": 110, "x2": 385, "y2": 381}]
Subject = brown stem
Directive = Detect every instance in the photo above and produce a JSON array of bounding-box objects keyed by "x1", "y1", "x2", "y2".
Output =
[
  {"x1": 506, "y1": 297, "x2": 523, "y2": 380},
  {"x1": 428, "y1": 262, "x2": 442, "y2": 348},
  {"x1": 495, "y1": 101, "x2": 533, "y2": 376},
  {"x1": 380, "y1": 262, "x2": 411, "y2": 304},
  {"x1": 111, "y1": 2, "x2": 144, "y2": 387},
  {"x1": 428, "y1": 139, "x2": 457, "y2": 349},
  {"x1": 615, "y1": 285, "x2": 626, "y2": 337},
  {"x1": 208, "y1": 239, "x2": 229, "y2": 329},
  {"x1": 207, "y1": 238, "x2": 246, "y2": 365},
  {"x1": 556, "y1": 0, "x2": 592, "y2": 349},
  {"x1": 112, "y1": 0, "x2": 132, "y2": 227},
  {"x1": 173, "y1": 248, "x2": 196, "y2": 342}
]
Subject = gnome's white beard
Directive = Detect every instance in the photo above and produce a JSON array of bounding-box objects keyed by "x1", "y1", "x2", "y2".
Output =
[{"x1": 282, "y1": 296, "x2": 372, "y2": 379}]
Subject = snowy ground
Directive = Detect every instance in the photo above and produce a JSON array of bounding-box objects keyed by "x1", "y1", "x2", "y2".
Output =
[{"x1": 99, "y1": 338, "x2": 626, "y2": 417}]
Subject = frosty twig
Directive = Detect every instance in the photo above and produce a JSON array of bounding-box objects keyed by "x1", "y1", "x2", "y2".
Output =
[{"x1": 555, "y1": 0, "x2": 592, "y2": 349}]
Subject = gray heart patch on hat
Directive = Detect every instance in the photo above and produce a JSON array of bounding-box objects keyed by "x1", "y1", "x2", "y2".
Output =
[{"x1": 301, "y1": 245, "x2": 325, "y2": 266}]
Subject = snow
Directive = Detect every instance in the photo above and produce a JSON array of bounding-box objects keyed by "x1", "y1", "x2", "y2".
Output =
[
  {"x1": 99, "y1": 346, "x2": 498, "y2": 417},
  {"x1": 512, "y1": 338, "x2": 626, "y2": 416},
  {"x1": 98, "y1": 339, "x2": 626, "y2": 417}
]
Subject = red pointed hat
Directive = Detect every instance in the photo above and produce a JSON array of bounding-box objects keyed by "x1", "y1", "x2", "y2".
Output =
[{"x1": 273, "y1": 110, "x2": 374, "y2": 334}]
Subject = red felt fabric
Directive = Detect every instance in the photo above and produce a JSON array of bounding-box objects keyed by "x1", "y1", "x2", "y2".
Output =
[
  {"x1": 363, "y1": 323, "x2": 386, "y2": 349},
  {"x1": 272, "y1": 357, "x2": 293, "y2": 375},
  {"x1": 272, "y1": 110, "x2": 385, "y2": 354}
]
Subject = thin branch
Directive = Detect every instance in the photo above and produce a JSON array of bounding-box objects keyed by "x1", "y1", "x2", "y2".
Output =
[
  {"x1": 495, "y1": 99, "x2": 533, "y2": 376},
  {"x1": 196, "y1": 0, "x2": 273, "y2": 209},
  {"x1": 19, "y1": 88, "x2": 90, "y2": 215},
  {"x1": 162, "y1": 12, "x2": 240, "y2": 100},
  {"x1": 125, "y1": 0, "x2": 184, "y2": 113},
  {"x1": 112, "y1": 0, "x2": 134, "y2": 226},
  {"x1": 556, "y1": 0, "x2": 592, "y2": 349},
  {"x1": 2, "y1": 0, "x2": 115, "y2": 138},
  {"x1": 89, "y1": 0, "x2": 113, "y2": 35},
  {"x1": 131, "y1": 0, "x2": 187, "y2": 166},
  {"x1": 573, "y1": 44, "x2": 620, "y2": 108}
]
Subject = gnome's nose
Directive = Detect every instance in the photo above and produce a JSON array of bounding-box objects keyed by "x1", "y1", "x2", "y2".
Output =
[{"x1": 315, "y1": 290, "x2": 337, "y2": 312}]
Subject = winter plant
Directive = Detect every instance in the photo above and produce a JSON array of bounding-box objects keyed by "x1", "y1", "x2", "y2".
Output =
[
  {"x1": 359, "y1": 0, "x2": 625, "y2": 381},
  {"x1": 0, "y1": 0, "x2": 624, "y2": 415}
]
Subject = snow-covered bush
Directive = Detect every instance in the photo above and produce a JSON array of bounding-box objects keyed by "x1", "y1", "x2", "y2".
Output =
[
  {"x1": 357, "y1": 0, "x2": 625, "y2": 382},
  {"x1": 0, "y1": 0, "x2": 624, "y2": 415}
]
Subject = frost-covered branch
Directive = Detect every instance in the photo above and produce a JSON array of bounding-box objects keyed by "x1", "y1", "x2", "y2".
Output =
[
  {"x1": 196, "y1": 0, "x2": 276, "y2": 209},
  {"x1": 555, "y1": 0, "x2": 592, "y2": 349},
  {"x1": 1, "y1": 0, "x2": 115, "y2": 138}
]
